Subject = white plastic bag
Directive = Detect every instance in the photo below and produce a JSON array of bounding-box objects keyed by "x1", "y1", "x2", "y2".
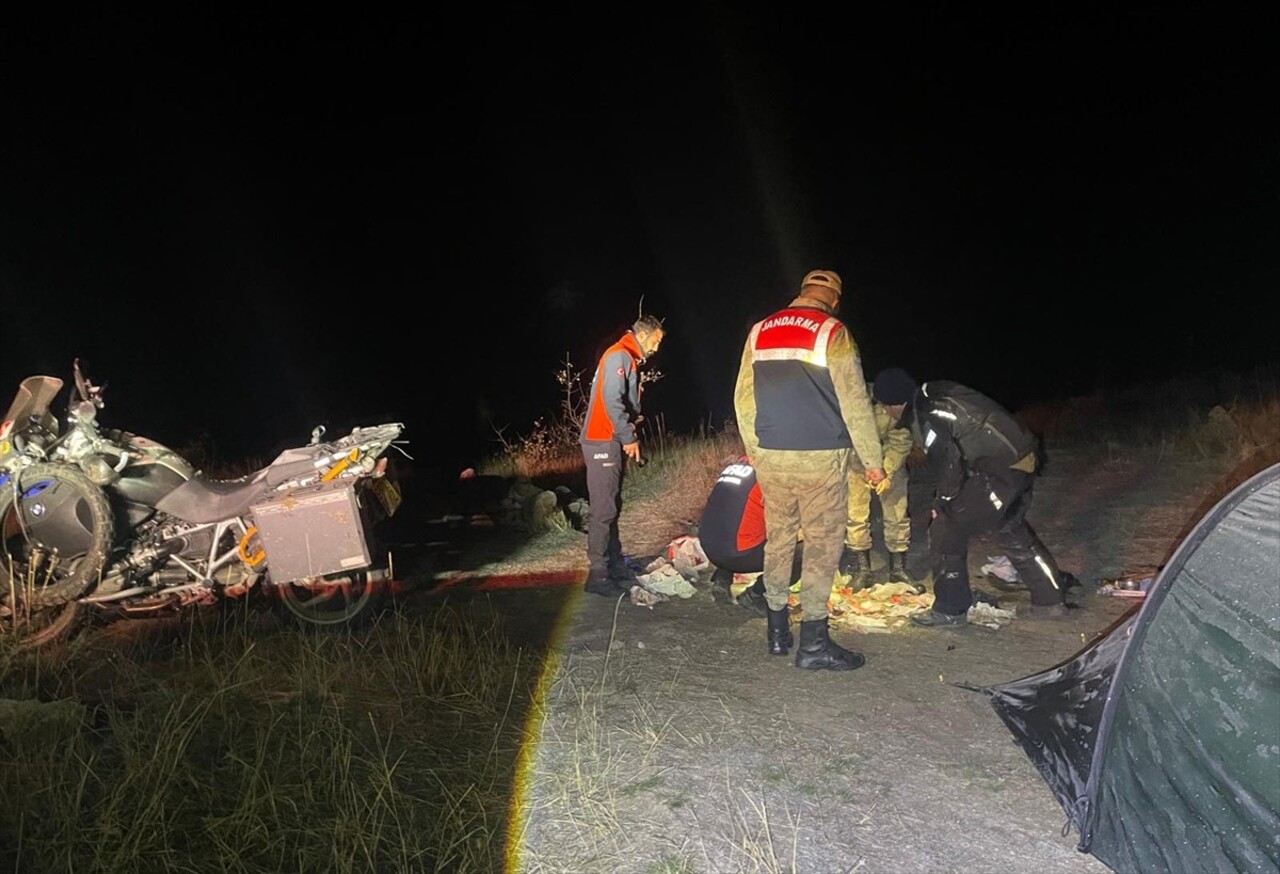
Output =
[{"x1": 665, "y1": 535, "x2": 710, "y2": 580}]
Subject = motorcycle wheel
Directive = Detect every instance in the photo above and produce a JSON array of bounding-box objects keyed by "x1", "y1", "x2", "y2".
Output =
[
  {"x1": 0, "y1": 462, "x2": 113, "y2": 609},
  {"x1": 1, "y1": 599, "x2": 81, "y2": 651},
  {"x1": 275, "y1": 570, "x2": 387, "y2": 630}
]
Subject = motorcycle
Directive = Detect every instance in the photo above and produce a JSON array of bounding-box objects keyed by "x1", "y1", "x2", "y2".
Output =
[{"x1": 0, "y1": 358, "x2": 409, "y2": 649}]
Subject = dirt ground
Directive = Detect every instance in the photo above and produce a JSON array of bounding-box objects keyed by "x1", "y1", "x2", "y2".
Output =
[{"x1": 396, "y1": 438, "x2": 1270, "y2": 874}]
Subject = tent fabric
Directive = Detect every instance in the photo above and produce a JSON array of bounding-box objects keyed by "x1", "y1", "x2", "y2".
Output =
[{"x1": 974, "y1": 461, "x2": 1280, "y2": 873}]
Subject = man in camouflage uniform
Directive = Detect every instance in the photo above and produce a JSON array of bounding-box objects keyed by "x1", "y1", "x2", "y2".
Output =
[
  {"x1": 733, "y1": 269, "x2": 885, "y2": 671},
  {"x1": 839, "y1": 367, "x2": 922, "y2": 592}
]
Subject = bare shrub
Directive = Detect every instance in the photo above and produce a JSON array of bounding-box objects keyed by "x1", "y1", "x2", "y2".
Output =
[{"x1": 486, "y1": 353, "x2": 666, "y2": 480}]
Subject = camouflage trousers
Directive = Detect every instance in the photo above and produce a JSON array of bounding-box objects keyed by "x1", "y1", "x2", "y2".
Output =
[
  {"x1": 753, "y1": 447, "x2": 850, "y2": 622},
  {"x1": 846, "y1": 467, "x2": 910, "y2": 552}
]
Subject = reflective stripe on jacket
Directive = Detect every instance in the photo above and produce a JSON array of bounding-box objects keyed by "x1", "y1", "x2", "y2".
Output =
[
  {"x1": 915, "y1": 380, "x2": 1039, "y2": 499},
  {"x1": 733, "y1": 302, "x2": 883, "y2": 470}
]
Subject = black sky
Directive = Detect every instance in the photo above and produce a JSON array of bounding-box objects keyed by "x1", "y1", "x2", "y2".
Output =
[{"x1": 2, "y1": 9, "x2": 1277, "y2": 470}]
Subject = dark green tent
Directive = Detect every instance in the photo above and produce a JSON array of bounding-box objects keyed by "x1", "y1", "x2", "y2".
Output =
[{"x1": 974, "y1": 461, "x2": 1280, "y2": 873}]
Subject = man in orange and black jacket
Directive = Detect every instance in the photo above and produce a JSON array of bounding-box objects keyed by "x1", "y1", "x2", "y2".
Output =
[{"x1": 578, "y1": 313, "x2": 665, "y2": 597}]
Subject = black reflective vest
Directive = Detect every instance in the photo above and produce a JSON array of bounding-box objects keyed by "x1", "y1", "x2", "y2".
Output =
[{"x1": 914, "y1": 380, "x2": 1039, "y2": 497}]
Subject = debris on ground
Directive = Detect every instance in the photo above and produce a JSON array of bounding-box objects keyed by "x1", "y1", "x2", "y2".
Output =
[
  {"x1": 664, "y1": 535, "x2": 710, "y2": 579},
  {"x1": 1098, "y1": 570, "x2": 1156, "y2": 599},
  {"x1": 635, "y1": 561, "x2": 697, "y2": 599},
  {"x1": 822, "y1": 583, "x2": 934, "y2": 632},
  {"x1": 981, "y1": 555, "x2": 1020, "y2": 583},
  {"x1": 629, "y1": 585, "x2": 666, "y2": 608},
  {"x1": 967, "y1": 600, "x2": 1017, "y2": 629},
  {"x1": 627, "y1": 545, "x2": 702, "y2": 607}
]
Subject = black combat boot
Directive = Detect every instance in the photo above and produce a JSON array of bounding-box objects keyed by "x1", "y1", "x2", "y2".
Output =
[
  {"x1": 710, "y1": 567, "x2": 735, "y2": 604},
  {"x1": 735, "y1": 578, "x2": 769, "y2": 616},
  {"x1": 766, "y1": 606, "x2": 793, "y2": 656},
  {"x1": 887, "y1": 552, "x2": 924, "y2": 593},
  {"x1": 839, "y1": 548, "x2": 873, "y2": 590},
  {"x1": 795, "y1": 619, "x2": 865, "y2": 671},
  {"x1": 584, "y1": 574, "x2": 629, "y2": 598}
]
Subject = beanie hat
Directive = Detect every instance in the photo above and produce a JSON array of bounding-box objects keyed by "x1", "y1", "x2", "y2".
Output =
[
  {"x1": 873, "y1": 367, "x2": 919, "y2": 405},
  {"x1": 799, "y1": 269, "x2": 842, "y2": 295}
]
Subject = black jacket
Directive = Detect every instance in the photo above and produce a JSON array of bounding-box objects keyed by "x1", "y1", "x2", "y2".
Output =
[{"x1": 912, "y1": 380, "x2": 1039, "y2": 501}]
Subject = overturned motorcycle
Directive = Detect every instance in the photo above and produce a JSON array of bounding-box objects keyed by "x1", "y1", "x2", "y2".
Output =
[{"x1": 0, "y1": 359, "x2": 410, "y2": 649}]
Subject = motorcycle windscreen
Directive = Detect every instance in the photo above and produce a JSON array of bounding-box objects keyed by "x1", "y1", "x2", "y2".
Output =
[
  {"x1": 2, "y1": 375, "x2": 64, "y2": 424},
  {"x1": 0, "y1": 376, "x2": 65, "y2": 459}
]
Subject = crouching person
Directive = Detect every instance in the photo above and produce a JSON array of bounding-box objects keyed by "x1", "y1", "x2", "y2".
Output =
[{"x1": 698, "y1": 454, "x2": 803, "y2": 615}]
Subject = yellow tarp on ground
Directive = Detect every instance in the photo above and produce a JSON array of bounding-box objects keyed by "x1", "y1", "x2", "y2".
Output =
[
  {"x1": 732, "y1": 574, "x2": 931, "y2": 631},
  {"x1": 731, "y1": 574, "x2": 1016, "y2": 631},
  {"x1": 822, "y1": 583, "x2": 933, "y2": 631}
]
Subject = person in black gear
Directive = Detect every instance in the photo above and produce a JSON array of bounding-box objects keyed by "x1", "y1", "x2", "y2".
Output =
[{"x1": 907, "y1": 379, "x2": 1073, "y2": 628}]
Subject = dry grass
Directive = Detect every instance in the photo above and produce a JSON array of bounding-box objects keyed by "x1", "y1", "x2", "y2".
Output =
[
  {"x1": 616, "y1": 428, "x2": 744, "y2": 554},
  {"x1": 0, "y1": 608, "x2": 539, "y2": 873},
  {"x1": 1019, "y1": 364, "x2": 1280, "y2": 465}
]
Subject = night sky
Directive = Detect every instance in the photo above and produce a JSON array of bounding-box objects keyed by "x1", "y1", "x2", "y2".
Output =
[{"x1": 3, "y1": 10, "x2": 1276, "y2": 472}]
